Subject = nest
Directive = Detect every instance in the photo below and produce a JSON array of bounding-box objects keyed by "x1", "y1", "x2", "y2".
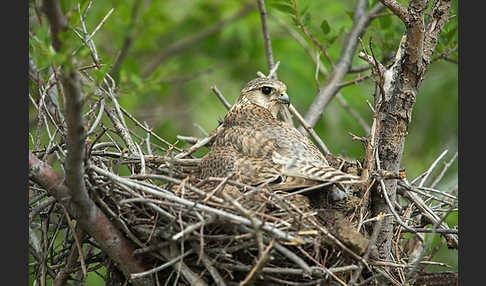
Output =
[
  {"x1": 28, "y1": 75, "x2": 458, "y2": 285},
  {"x1": 84, "y1": 139, "x2": 375, "y2": 284}
]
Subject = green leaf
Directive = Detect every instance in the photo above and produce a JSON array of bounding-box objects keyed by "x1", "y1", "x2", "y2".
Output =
[
  {"x1": 320, "y1": 19, "x2": 331, "y2": 35},
  {"x1": 301, "y1": 12, "x2": 311, "y2": 28},
  {"x1": 345, "y1": 10, "x2": 354, "y2": 21},
  {"x1": 271, "y1": 3, "x2": 295, "y2": 15},
  {"x1": 299, "y1": 4, "x2": 309, "y2": 18},
  {"x1": 93, "y1": 64, "x2": 111, "y2": 86}
]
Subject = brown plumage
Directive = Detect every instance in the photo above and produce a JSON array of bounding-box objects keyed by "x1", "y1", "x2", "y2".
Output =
[{"x1": 200, "y1": 77, "x2": 361, "y2": 190}]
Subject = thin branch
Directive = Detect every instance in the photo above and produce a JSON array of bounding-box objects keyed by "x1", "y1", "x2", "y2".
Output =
[
  {"x1": 130, "y1": 249, "x2": 194, "y2": 279},
  {"x1": 302, "y1": 1, "x2": 384, "y2": 129},
  {"x1": 90, "y1": 165, "x2": 302, "y2": 243},
  {"x1": 211, "y1": 86, "x2": 232, "y2": 110},
  {"x1": 288, "y1": 104, "x2": 330, "y2": 155},
  {"x1": 256, "y1": 0, "x2": 276, "y2": 78},
  {"x1": 29, "y1": 152, "x2": 152, "y2": 286},
  {"x1": 142, "y1": 3, "x2": 255, "y2": 78},
  {"x1": 379, "y1": 0, "x2": 408, "y2": 22}
]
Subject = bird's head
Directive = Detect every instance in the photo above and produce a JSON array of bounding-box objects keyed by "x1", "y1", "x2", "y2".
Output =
[{"x1": 236, "y1": 77, "x2": 290, "y2": 118}]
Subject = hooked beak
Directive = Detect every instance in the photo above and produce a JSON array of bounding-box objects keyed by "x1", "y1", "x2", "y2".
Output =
[{"x1": 278, "y1": 93, "x2": 290, "y2": 106}]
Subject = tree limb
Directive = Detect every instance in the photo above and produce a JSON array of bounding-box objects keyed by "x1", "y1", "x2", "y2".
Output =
[
  {"x1": 302, "y1": 1, "x2": 384, "y2": 129},
  {"x1": 29, "y1": 151, "x2": 153, "y2": 286},
  {"x1": 142, "y1": 3, "x2": 255, "y2": 78}
]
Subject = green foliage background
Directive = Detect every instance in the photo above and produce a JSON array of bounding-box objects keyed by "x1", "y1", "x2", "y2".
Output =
[{"x1": 29, "y1": 0, "x2": 457, "y2": 284}]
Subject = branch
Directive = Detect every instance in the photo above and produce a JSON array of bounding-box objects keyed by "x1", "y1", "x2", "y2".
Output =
[
  {"x1": 379, "y1": 0, "x2": 408, "y2": 22},
  {"x1": 110, "y1": 0, "x2": 143, "y2": 80},
  {"x1": 29, "y1": 152, "x2": 153, "y2": 286},
  {"x1": 42, "y1": 0, "x2": 68, "y2": 51},
  {"x1": 41, "y1": 2, "x2": 154, "y2": 284},
  {"x1": 141, "y1": 3, "x2": 255, "y2": 78},
  {"x1": 423, "y1": 0, "x2": 454, "y2": 64},
  {"x1": 256, "y1": 0, "x2": 276, "y2": 78},
  {"x1": 302, "y1": 1, "x2": 384, "y2": 129}
]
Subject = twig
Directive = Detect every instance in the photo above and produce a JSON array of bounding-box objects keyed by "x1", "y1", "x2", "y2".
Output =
[
  {"x1": 404, "y1": 206, "x2": 456, "y2": 284},
  {"x1": 142, "y1": 3, "x2": 255, "y2": 78},
  {"x1": 191, "y1": 242, "x2": 227, "y2": 286},
  {"x1": 90, "y1": 165, "x2": 302, "y2": 243},
  {"x1": 175, "y1": 128, "x2": 219, "y2": 159},
  {"x1": 288, "y1": 104, "x2": 330, "y2": 155},
  {"x1": 349, "y1": 218, "x2": 382, "y2": 285},
  {"x1": 211, "y1": 86, "x2": 232, "y2": 110},
  {"x1": 29, "y1": 152, "x2": 151, "y2": 285},
  {"x1": 430, "y1": 151, "x2": 458, "y2": 188},
  {"x1": 273, "y1": 15, "x2": 370, "y2": 134},
  {"x1": 379, "y1": 0, "x2": 408, "y2": 22},
  {"x1": 418, "y1": 149, "x2": 448, "y2": 188},
  {"x1": 302, "y1": 1, "x2": 384, "y2": 129},
  {"x1": 239, "y1": 239, "x2": 275, "y2": 286},
  {"x1": 119, "y1": 105, "x2": 182, "y2": 152},
  {"x1": 130, "y1": 249, "x2": 194, "y2": 279},
  {"x1": 256, "y1": 0, "x2": 276, "y2": 78},
  {"x1": 85, "y1": 8, "x2": 114, "y2": 43}
]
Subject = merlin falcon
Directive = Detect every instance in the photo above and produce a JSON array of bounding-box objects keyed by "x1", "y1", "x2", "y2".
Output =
[{"x1": 200, "y1": 77, "x2": 361, "y2": 190}]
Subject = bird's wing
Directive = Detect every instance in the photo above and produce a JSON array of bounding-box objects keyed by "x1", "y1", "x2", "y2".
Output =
[
  {"x1": 269, "y1": 123, "x2": 362, "y2": 184},
  {"x1": 200, "y1": 145, "x2": 281, "y2": 186}
]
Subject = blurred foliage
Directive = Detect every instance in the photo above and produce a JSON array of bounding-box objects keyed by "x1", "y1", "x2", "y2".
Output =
[{"x1": 29, "y1": 0, "x2": 457, "y2": 283}]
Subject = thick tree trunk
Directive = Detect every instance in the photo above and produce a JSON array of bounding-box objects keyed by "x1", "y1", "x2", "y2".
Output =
[{"x1": 372, "y1": 0, "x2": 452, "y2": 262}]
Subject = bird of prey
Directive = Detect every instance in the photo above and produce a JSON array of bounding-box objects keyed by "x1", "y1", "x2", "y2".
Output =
[{"x1": 199, "y1": 76, "x2": 361, "y2": 191}]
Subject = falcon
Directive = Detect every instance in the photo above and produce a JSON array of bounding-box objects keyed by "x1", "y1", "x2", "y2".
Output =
[{"x1": 199, "y1": 76, "x2": 361, "y2": 191}]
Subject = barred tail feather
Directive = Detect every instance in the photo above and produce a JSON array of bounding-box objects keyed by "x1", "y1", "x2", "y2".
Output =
[{"x1": 285, "y1": 162, "x2": 361, "y2": 184}]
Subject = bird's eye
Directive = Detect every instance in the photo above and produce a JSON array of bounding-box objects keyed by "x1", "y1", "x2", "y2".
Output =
[{"x1": 261, "y1": 86, "x2": 273, "y2": 95}]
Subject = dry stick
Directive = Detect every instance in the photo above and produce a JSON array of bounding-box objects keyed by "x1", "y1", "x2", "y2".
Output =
[
  {"x1": 217, "y1": 264, "x2": 358, "y2": 277},
  {"x1": 52, "y1": 224, "x2": 85, "y2": 286},
  {"x1": 239, "y1": 239, "x2": 275, "y2": 286},
  {"x1": 87, "y1": 98, "x2": 105, "y2": 135},
  {"x1": 191, "y1": 243, "x2": 227, "y2": 286},
  {"x1": 159, "y1": 245, "x2": 208, "y2": 286},
  {"x1": 430, "y1": 151, "x2": 458, "y2": 188},
  {"x1": 375, "y1": 150, "x2": 416, "y2": 233},
  {"x1": 302, "y1": 1, "x2": 384, "y2": 129},
  {"x1": 223, "y1": 191, "x2": 265, "y2": 257},
  {"x1": 129, "y1": 173, "x2": 223, "y2": 204},
  {"x1": 211, "y1": 86, "x2": 232, "y2": 110},
  {"x1": 272, "y1": 15, "x2": 371, "y2": 134},
  {"x1": 175, "y1": 128, "x2": 220, "y2": 159},
  {"x1": 404, "y1": 206, "x2": 456, "y2": 284},
  {"x1": 90, "y1": 165, "x2": 301, "y2": 243},
  {"x1": 349, "y1": 219, "x2": 383, "y2": 285},
  {"x1": 142, "y1": 3, "x2": 254, "y2": 78},
  {"x1": 288, "y1": 104, "x2": 330, "y2": 155},
  {"x1": 85, "y1": 8, "x2": 114, "y2": 43},
  {"x1": 398, "y1": 185, "x2": 458, "y2": 247},
  {"x1": 104, "y1": 104, "x2": 139, "y2": 155},
  {"x1": 418, "y1": 149, "x2": 448, "y2": 188},
  {"x1": 29, "y1": 152, "x2": 152, "y2": 286},
  {"x1": 60, "y1": 206, "x2": 87, "y2": 278},
  {"x1": 172, "y1": 217, "x2": 216, "y2": 241},
  {"x1": 256, "y1": 0, "x2": 276, "y2": 77},
  {"x1": 119, "y1": 105, "x2": 182, "y2": 152},
  {"x1": 130, "y1": 249, "x2": 194, "y2": 279},
  {"x1": 307, "y1": 216, "x2": 370, "y2": 270}
]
